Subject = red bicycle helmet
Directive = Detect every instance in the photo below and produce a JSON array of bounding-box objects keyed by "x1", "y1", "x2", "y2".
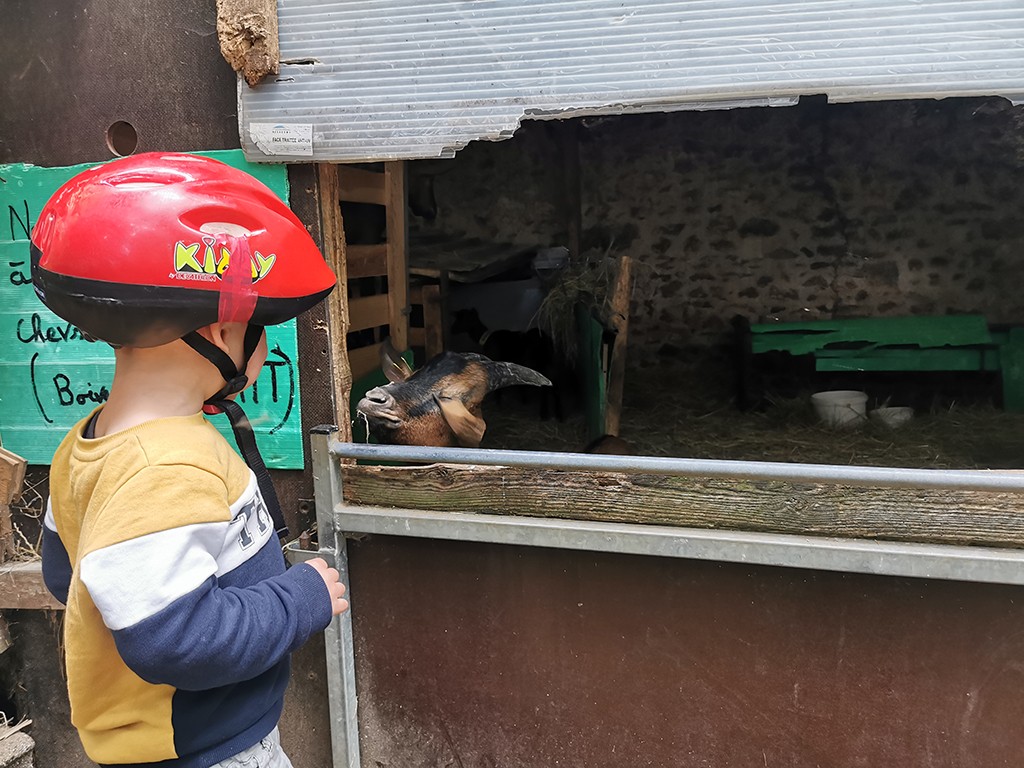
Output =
[{"x1": 31, "y1": 152, "x2": 335, "y2": 348}]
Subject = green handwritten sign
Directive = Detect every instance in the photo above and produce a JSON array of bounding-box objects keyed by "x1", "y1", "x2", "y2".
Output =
[{"x1": 0, "y1": 150, "x2": 306, "y2": 468}]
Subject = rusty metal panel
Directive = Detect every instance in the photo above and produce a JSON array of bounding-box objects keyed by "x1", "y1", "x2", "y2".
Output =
[
  {"x1": 240, "y1": 0, "x2": 1024, "y2": 162},
  {"x1": 349, "y1": 535, "x2": 1024, "y2": 767}
]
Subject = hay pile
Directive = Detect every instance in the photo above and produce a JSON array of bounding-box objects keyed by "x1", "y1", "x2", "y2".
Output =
[
  {"x1": 482, "y1": 361, "x2": 1024, "y2": 470},
  {"x1": 534, "y1": 250, "x2": 621, "y2": 363}
]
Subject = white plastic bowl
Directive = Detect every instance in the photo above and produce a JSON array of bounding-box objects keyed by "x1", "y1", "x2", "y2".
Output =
[{"x1": 811, "y1": 390, "x2": 868, "y2": 428}]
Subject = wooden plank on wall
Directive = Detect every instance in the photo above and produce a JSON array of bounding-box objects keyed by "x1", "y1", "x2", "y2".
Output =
[
  {"x1": 385, "y1": 162, "x2": 409, "y2": 352},
  {"x1": 349, "y1": 294, "x2": 390, "y2": 333},
  {"x1": 346, "y1": 244, "x2": 388, "y2": 279},
  {"x1": 0, "y1": 560, "x2": 63, "y2": 611},
  {"x1": 340, "y1": 463, "x2": 1024, "y2": 550},
  {"x1": 337, "y1": 166, "x2": 386, "y2": 206},
  {"x1": 316, "y1": 163, "x2": 353, "y2": 440}
]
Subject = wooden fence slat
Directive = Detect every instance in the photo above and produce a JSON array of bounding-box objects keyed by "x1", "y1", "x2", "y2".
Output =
[
  {"x1": 349, "y1": 294, "x2": 390, "y2": 333},
  {"x1": 337, "y1": 166, "x2": 386, "y2": 206},
  {"x1": 346, "y1": 244, "x2": 388, "y2": 279},
  {"x1": 340, "y1": 463, "x2": 1024, "y2": 550}
]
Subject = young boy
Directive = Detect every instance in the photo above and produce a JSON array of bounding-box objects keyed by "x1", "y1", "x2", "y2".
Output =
[{"x1": 32, "y1": 153, "x2": 348, "y2": 768}]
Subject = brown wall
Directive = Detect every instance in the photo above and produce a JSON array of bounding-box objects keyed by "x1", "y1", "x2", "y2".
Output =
[{"x1": 350, "y1": 535, "x2": 1024, "y2": 768}]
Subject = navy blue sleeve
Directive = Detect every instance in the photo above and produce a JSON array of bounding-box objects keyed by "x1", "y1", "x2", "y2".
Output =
[
  {"x1": 41, "y1": 523, "x2": 72, "y2": 605},
  {"x1": 111, "y1": 562, "x2": 333, "y2": 691}
]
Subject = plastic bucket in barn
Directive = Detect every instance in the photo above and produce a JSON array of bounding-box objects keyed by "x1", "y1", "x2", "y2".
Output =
[{"x1": 811, "y1": 390, "x2": 868, "y2": 428}]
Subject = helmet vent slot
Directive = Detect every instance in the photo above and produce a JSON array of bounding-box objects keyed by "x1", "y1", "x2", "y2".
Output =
[{"x1": 199, "y1": 221, "x2": 253, "y2": 237}]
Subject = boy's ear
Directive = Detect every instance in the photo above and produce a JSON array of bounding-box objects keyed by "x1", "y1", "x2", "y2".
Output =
[{"x1": 195, "y1": 322, "x2": 245, "y2": 355}]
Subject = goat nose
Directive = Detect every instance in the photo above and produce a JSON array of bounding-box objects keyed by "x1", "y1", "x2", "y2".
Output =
[{"x1": 364, "y1": 387, "x2": 392, "y2": 405}]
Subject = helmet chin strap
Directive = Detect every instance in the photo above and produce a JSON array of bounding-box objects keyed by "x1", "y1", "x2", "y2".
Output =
[{"x1": 181, "y1": 325, "x2": 288, "y2": 538}]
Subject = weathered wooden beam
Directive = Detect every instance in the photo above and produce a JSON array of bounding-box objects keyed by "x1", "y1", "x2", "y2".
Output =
[
  {"x1": 385, "y1": 161, "x2": 409, "y2": 353},
  {"x1": 316, "y1": 163, "x2": 353, "y2": 440},
  {"x1": 216, "y1": 0, "x2": 279, "y2": 87},
  {"x1": 0, "y1": 561, "x2": 63, "y2": 611},
  {"x1": 340, "y1": 463, "x2": 1024, "y2": 550}
]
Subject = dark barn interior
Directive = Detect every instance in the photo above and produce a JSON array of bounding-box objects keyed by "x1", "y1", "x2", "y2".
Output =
[{"x1": 351, "y1": 96, "x2": 1024, "y2": 468}]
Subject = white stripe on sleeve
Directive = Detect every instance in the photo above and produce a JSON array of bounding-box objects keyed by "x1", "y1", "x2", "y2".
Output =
[{"x1": 79, "y1": 521, "x2": 228, "y2": 631}]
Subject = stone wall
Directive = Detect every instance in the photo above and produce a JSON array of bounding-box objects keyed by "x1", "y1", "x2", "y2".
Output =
[{"x1": 410, "y1": 97, "x2": 1024, "y2": 365}]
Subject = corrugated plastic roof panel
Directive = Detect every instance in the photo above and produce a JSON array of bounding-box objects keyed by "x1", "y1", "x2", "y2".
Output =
[{"x1": 238, "y1": 0, "x2": 1024, "y2": 162}]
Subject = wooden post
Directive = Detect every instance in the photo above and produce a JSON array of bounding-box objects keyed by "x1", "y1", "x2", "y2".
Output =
[
  {"x1": 422, "y1": 284, "x2": 445, "y2": 361},
  {"x1": 0, "y1": 448, "x2": 27, "y2": 564},
  {"x1": 385, "y1": 161, "x2": 410, "y2": 353},
  {"x1": 604, "y1": 256, "x2": 632, "y2": 437},
  {"x1": 316, "y1": 164, "x2": 353, "y2": 441}
]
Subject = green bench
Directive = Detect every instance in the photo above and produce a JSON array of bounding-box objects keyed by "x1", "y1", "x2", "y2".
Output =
[{"x1": 737, "y1": 314, "x2": 1024, "y2": 412}]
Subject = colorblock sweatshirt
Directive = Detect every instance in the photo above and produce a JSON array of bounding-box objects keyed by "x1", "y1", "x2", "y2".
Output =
[{"x1": 41, "y1": 410, "x2": 333, "y2": 767}]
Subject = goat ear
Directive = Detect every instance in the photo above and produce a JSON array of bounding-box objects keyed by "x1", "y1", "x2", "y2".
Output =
[
  {"x1": 434, "y1": 396, "x2": 486, "y2": 448},
  {"x1": 380, "y1": 337, "x2": 414, "y2": 384}
]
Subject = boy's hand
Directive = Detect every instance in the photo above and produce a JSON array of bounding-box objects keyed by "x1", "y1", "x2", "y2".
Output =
[{"x1": 306, "y1": 558, "x2": 349, "y2": 616}]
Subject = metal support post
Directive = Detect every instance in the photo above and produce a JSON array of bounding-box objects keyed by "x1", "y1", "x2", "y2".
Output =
[{"x1": 311, "y1": 426, "x2": 360, "y2": 768}]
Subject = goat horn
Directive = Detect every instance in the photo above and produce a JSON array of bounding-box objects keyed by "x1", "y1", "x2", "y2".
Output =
[{"x1": 484, "y1": 360, "x2": 552, "y2": 391}]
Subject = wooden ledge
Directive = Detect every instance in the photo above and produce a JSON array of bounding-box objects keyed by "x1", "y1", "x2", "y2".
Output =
[{"x1": 0, "y1": 560, "x2": 63, "y2": 610}]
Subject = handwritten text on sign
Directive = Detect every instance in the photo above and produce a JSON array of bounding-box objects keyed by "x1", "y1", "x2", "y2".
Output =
[{"x1": 0, "y1": 150, "x2": 305, "y2": 468}]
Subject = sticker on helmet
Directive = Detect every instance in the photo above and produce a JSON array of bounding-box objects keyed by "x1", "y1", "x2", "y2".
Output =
[{"x1": 171, "y1": 235, "x2": 276, "y2": 283}]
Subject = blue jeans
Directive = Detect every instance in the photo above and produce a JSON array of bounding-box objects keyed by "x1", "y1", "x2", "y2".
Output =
[{"x1": 208, "y1": 728, "x2": 293, "y2": 768}]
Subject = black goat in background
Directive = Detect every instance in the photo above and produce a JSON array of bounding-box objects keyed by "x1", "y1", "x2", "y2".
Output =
[{"x1": 450, "y1": 307, "x2": 567, "y2": 421}]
